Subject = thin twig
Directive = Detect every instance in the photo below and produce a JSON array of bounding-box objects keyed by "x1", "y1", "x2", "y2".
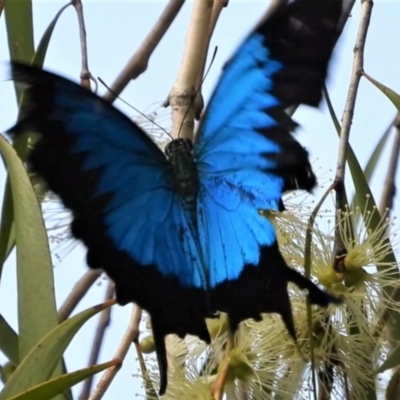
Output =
[
  {"x1": 87, "y1": 305, "x2": 143, "y2": 400},
  {"x1": 102, "y1": 0, "x2": 184, "y2": 103},
  {"x1": 379, "y1": 114, "x2": 400, "y2": 217},
  {"x1": 133, "y1": 321, "x2": 154, "y2": 395},
  {"x1": 211, "y1": 328, "x2": 235, "y2": 400},
  {"x1": 169, "y1": 0, "x2": 213, "y2": 140},
  {"x1": 78, "y1": 282, "x2": 115, "y2": 400},
  {"x1": 334, "y1": 0, "x2": 373, "y2": 187},
  {"x1": 333, "y1": 0, "x2": 373, "y2": 270},
  {"x1": 72, "y1": 0, "x2": 91, "y2": 89},
  {"x1": 58, "y1": 269, "x2": 103, "y2": 322}
]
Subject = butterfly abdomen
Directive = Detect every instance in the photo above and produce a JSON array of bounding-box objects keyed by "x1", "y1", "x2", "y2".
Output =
[{"x1": 165, "y1": 138, "x2": 198, "y2": 211}]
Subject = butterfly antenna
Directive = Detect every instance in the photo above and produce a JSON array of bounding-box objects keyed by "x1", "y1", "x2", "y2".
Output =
[
  {"x1": 98, "y1": 77, "x2": 174, "y2": 141},
  {"x1": 177, "y1": 46, "x2": 218, "y2": 139}
]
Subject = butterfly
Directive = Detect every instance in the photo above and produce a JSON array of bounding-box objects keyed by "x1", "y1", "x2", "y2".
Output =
[{"x1": 8, "y1": 0, "x2": 345, "y2": 394}]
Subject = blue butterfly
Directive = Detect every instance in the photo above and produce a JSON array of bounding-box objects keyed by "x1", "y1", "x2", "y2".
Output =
[{"x1": 9, "y1": 0, "x2": 344, "y2": 394}]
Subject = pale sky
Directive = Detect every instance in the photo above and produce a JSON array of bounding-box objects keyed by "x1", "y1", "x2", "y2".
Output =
[{"x1": 0, "y1": 1, "x2": 399, "y2": 399}]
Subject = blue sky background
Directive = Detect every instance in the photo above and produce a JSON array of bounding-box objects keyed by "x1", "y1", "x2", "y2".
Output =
[{"x1": 0, "y1": 1, "x2": 399, "y2": 399}]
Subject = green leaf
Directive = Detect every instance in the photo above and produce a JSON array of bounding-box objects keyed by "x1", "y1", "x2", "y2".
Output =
[
  {"x1": 0, "y1": 315, "x2": 18, "y2": 365},
  {"x1": 4, "y1": 0, "x2": 34, "y2": 102},
  {"x1": 349, "y1": 118, "x2": 393, "y2": 224},
  {"x1": 0, "y1": 299, "x2": 116, "y2": 399},
  {"x1": 7, "y1": 360, "x2": 118, "y2": 400},
  {"x1": 0, "y1": 135, "x2": 58, "y2": 359},
  {"x1": 363, "y1": 72, "x2": 400, "y2": 112},
  {"x1": 0, "y1": 183, "x2": 16, "y2": 282},
  {"x1": 0, "y1": 2, "x2": 72, "y2": 280},
  {"x1": 0, "y1": 146, "x2": 67, "y2": 400},
  {"x1": 362, "y1": 119, "x2": 393, "y2": 185},
  {"x1": 31, "y1": 2, "x2": 72, "y2": 67},
  {"x1": 0, "y1": 362, "x2": 17, "y2": 385},
  {"x1": 323, "y1": 88, "x2": 398, "y2": 273},
  {"x1": 0, "y1": 135, "x2": 70, "y2": 399}
]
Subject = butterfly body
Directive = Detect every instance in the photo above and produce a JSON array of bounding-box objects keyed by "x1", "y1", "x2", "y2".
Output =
[
  {"x1": 9, "y1": 0, "x2": 347, "y2": 394},
  {"x1": 165, "y1": 138, "x2": 199, "y2": 211}
]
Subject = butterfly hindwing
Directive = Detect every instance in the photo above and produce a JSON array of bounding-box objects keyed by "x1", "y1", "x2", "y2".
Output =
[{"x1": 197, "y1": 173, "x2": 281, "y2": 286}]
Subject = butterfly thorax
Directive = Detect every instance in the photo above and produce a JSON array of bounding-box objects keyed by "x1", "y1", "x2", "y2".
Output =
[{"x1": 165, "y1": 138, "x2": 198, "y2": 210}]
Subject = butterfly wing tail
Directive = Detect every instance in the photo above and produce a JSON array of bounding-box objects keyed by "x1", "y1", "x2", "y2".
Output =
[
  {"x1": 215, "y1": 244, "x2": 341, "y2": 345},
  {"x1": 284, "y1": 267, "x2": 342, "y2": 307},
  {"x1": 277, "y1": 259, "x2": 342, "y2": 342},
  {"x1": 150, "y1": 318, "x2": 169, "y2": 396},
  {"x1": 276, "y1": 262, "x2": 341, "y2": 343},
  {"x1": 273, "y1": 286, "x2": 297, "y2": 342}
]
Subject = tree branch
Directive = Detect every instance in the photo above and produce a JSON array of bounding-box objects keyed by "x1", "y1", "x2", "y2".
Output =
[
  {"x1": 58, "y1": 269, "x2": 103, "y2": 322},
  {"x1": 169, "y1": 0, "x2": 213, "y2": 140},
  {"x1": 72, "y1": 0, "x2": 91, "y2": 89},
  {"x1": 334, "y1": 0, "x2": 373, "y2": 187},
  {"x1": 333, "y1": 0, "x2": 373, "y2": 271},
  {"x1": 103, "y1": 0, "x2": 184, "y2": 103},
  {"x1": 87, "y1": 305, "x2": 142, "y2": 400},
  {"x1": 78, "y1": 282, "x2": 115, "y2": 400}
]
